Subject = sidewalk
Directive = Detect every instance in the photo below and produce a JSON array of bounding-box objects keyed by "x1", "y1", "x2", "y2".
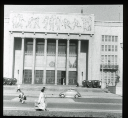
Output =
[{"x1": 3, "y1": 85, "x2": 122, "y2": 99}]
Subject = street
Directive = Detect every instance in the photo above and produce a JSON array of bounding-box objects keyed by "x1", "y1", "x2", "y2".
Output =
[{"x1": 3, "y1": 95, "x2": 122, "y2": 113}]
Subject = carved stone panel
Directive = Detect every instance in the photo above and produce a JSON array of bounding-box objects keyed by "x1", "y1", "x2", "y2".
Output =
[{"x1": 9, "y1": 12, "x2": 94, "y2": 34}]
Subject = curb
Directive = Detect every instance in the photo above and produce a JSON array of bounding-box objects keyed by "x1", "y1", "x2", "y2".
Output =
[
  {"x1": 3, "y1": 107, "x2": 122, "y2": 113},
  {"x1": 4, "y1": 94, "x2": 122, "y2": 99}
]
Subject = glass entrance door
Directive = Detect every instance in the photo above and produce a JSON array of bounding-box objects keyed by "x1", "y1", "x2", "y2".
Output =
[
  {"x1": 23, "y1": 70, "x2": 32, "y2": 84},
  {"x1": 35, "y1": 70, "x2": 43, "y2": 84},
  {"x1": 57, "y1": 71, "x2": 66, "y2": 85}
]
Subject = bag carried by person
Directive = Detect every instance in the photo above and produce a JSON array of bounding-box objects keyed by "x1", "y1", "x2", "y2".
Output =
[
  {"x1": 23, "y1": 96, "x2": 27, "y2": 100},
  {"x1": 19, "y1": 94, "x2": 21, "y2": 98}
]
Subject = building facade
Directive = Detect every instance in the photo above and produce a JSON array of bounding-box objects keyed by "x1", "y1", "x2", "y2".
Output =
[{"x1": 4, "y1": 12, "x2": 123, "y2": 87}]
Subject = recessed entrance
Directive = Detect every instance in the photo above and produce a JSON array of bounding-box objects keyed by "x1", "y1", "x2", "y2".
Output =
[
  {"x1": 57, "y1": 71, "x2": 66, "y2": 85},
  {"x1": 23, "y1": 70, "x2": 32, "y2": 84}
]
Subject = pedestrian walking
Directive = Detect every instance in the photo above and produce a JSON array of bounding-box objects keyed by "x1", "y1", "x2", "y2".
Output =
[
  {"x1": 35, "y1": 87, "x2": 47, "y2": 111},
  {"x1": 19, "y1": 90, "x2": 26, "y2": 104},
  {"x1": 16, "y1": 84, "x2": 21, "y2": 92}
]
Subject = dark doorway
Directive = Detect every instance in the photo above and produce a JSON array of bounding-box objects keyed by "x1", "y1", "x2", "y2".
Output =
[
  {"x1": 57, "y1": 71, "x2": 66, "y2": 85},
  {"x1": 23, "y1": 70, "x2": 32, "y2": 84}
]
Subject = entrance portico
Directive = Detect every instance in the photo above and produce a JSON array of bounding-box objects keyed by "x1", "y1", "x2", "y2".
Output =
[{"x1": 9, "y1": 12, "x2": 94, "y2": 85}]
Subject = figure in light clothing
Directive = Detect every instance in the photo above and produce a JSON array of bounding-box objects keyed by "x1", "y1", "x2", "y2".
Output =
[
  {"x1": 16, "y1": 84, "x2": 21, "y2": 92},
  {"x1": 35, "y1": 87, "x2": 47, "y2": 111}
]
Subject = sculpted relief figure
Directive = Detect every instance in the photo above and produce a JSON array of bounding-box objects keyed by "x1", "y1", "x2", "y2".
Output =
[
  {"x1": 12, "y1": 14, "x2": 25, "y2": 29},
  {"x1": 81, "y1": 16, "x2": 92, "y2": 32},
  {"x1": 42, "y1": 16, "x2": 49, "y2": 30},
  {"x1": 26, "y1": 17, "x2": 40, "y2": 29},
  {"x1": 55, "y1": 17, "x2": 61, "y2": 31},
  {"x1": 63, "y1": 19, "x2": 71, "y2": 29},
  {"x1": 49, "y1": 15, "x2": 55, "y2": 31},
  {"x1": 33, "y1": 17, "x2": 40, "y2": 29},
  {"x1": 70, "y1": 18, "x2": 81, "y2": 30}
]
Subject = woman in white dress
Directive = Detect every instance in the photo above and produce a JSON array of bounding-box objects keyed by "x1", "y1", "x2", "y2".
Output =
[{"x1": 37, "y1": 88, "x2": 47, "y2": 111}]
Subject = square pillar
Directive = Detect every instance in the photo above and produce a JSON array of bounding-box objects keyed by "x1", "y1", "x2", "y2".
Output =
[
  {"x1": 43, "y1": 38, "x2": 47, "y2": 85},
  {"x1": 32, "y1": 38, "x2": 36, "y2": 84},
  {"x1": 55, "y1": 39, "x2": 58, "y2": 85},
  {"x1": 88, "y1": 39, "x2": 92, "y2": 81},
  {"x1": 19, "y1": 37, "x2": 24, "y2": 84},
  {"x1": 66, "y1": 39, "x2": 70, "y2": 85},
  {"x1": 9, "y1": 33, "x2": 15, "y2": 79},
  {"x1": 77, "y1": 40, "x2": 81, "y2": 85}
]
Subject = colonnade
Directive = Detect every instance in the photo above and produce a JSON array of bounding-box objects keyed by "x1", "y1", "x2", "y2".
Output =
[{"x1": 12, "y1": 37, "x2": 82, "y2": 85}]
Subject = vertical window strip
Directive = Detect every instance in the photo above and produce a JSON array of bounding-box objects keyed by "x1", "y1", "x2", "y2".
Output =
[
  {"x1": 112, "y1": 45, "x2": 114, "y2": 51},
  {"x1": 108, "y1": 55, "x2": 110, "y2": 63},
  {"x1": 105, "y1": 45, "x2": 107, "y2": 51},
  {"x1": 108, "y1": 45, "x2": 110, "y2": 51},
  {"x1": 112, "y1": 36, "x2": 114, "y2": 42},
  {"x1": 105, "y1": 35, "x2": 107, "y2": 42},
  {"x1": 102, "y1": 45, "x2": 104, "y2": 51},
  {"x1": 109, "y1": 36, "x2": 111, "y2": 42},
  {"x1": 101, "y1": 55, "x2": 104, "y2": 63},
  {"x1": 115, "y1": 36, "x2": 118, "y2": 42},
  {"x1": 102, "y1": 35, "x2": 104, "y2": 42},
  {"x1": 115, "y1": 45, "x2": 117, "y2": 52},
  {"x1": 105, "y1": 55, "x2": 107, "y2": 64},
  {"x1": 112, "y1": 55, "x2": 114, "y2": 65},
  {"x1": 115, "y1": 55, "x2": 117, "y2": 65}
]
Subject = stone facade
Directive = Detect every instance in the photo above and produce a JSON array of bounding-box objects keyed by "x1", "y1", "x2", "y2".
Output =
[{"x1": 4, "y1": 12, "x2": 123, "y2": 87}]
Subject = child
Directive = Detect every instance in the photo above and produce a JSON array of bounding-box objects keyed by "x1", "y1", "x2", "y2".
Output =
[
  {"x1": 17, "y1": 84, "x2": 21, "y2": 92},
  {"x1": 19, "y1": 90, "x2": 26, "y2": 104}
]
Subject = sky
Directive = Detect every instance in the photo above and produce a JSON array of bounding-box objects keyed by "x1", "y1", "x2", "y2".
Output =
[{"x1": 4, "y1": 5, "x2": 123, "y2": 21}]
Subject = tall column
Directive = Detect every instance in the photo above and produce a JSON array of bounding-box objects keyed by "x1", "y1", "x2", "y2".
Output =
[
  {"x1": 77, "y1": 40, "x2": 81, "y2": 85},
  {"x1": 43, "y1": 38, "x2": 47, "y2": 85},
  {"x1": 55, "y1": 39, "x2": 58, "y2": 85},
  {"x1": 9, "y1": 33, "x2": 14, "y2": 79},
  {"x1": 88, "y1": 39, "x2": 92, "y2": 81},
  {"x1": 66, "y1": 39, "x2": 70, "y2": 85},
  {"x1": 32, "y1": 38, "x2": 36, "y2": 84},
  {"x1": 20, "y1": 37, "x2": 24, "y2": 84}
]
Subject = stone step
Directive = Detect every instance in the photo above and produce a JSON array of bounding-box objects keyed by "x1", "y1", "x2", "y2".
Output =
[{"x1": 4, "y1": 85, "x2": 106, "y2": 93}]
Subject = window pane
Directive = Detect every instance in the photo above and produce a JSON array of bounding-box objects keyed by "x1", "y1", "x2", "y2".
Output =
[
  {"x1": 101, "y1": 55, "x2": 104, "y2": 63},
  {"x1": 105, "y1": 55, "x2": 107, "y2": 64},
  {"x1": 115, "y1": 36, "x2": 118, "y2": 42},
  {"x1": 102, "y1": 35, "x2": 104, "y2": 42},
  {"x1": 115, "y1": 45, "x2": 117, "y2": 51},
  {"x1": 108, "y1": 45, "x2": 111, "y2": 51},
  {"x1": 108, "y1": 55, "x2": 110, "y2": 63},
  {"x1": 112, "y1": 45, "x2": 114, "y2": 51},
  {"x1": 112, "y1": 55, "x2": 114, "y2": 65},
  {"x1": 105, "y1": 45, "x2": 107, "y2": 51},
  {"x1": 109, "y1": 36, "x2": 111, "y2": 42},
  {"x1": 105, "y1": 35, "x2": 107, "y2": 42},
  {"x1": 115, "y1": 55, "x2": 117, "y2": 64},
  {"x1": 112, "y1": 36, "x2": 114, "y2": 42},
  {"x1": 101, "y1": 45, "x2": 104, "y2": 51}
]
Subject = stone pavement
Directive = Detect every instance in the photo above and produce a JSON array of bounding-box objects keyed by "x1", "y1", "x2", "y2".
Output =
[{"x1": 3, "y1": 85, "x2": 122, "y2": 99}]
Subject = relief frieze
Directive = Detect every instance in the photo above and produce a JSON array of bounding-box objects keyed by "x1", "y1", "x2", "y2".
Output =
[{"x1": 10, "y1": 13, "x2": 94, "y2": 34}]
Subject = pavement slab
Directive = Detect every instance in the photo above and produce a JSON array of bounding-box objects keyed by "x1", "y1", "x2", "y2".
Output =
[{"x1": 11, "y1": 97, "x2": 75, "y2": 103}]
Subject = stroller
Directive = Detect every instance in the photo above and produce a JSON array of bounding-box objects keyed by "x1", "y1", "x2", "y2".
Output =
[
  {"x1": 19, "y1": 91, "x2": 27, "y2": 104},
  {"x1": 34, "y1": 100, "x2": 47, "y2": 111}
]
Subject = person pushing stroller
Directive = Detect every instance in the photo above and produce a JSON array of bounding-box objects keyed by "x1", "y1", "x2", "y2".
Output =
[
  {"x1": 19, "y1": 90, "x2": 26, "y2": 104},
  {"x1": 35, "y1": 87, "x2": 47, "y2": 111}
]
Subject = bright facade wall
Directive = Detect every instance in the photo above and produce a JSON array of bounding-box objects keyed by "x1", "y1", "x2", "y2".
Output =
[
  {"x1": 4, "y1": 15, "x2": 123, "y2": 85},
  {"x1": 93, "y1": 21, "x2": 123, "y2": 83},
  {"x1": 4, "y1": 18, "x2": 10, "y2": 78}
]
